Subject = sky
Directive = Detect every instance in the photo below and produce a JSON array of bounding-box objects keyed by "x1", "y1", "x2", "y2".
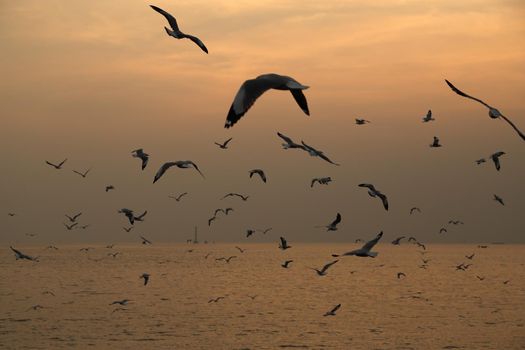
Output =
[{"x1": 1, "y1": 0, "x2": 524, "y2": 245}]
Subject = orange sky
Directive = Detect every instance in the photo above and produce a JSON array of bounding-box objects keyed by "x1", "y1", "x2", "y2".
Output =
[{"x1": 1, "y1": 0, "x2": 524, "y2": 244}]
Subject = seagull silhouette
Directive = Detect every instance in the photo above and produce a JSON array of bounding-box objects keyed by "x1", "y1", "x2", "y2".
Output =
[
  {"x1": 277, "y1": 132, "x2": 307, "y2": 150},
  {"x1": 493, "y1": 194, "x2": 504, "y2": 206},
  {"x1": 410, "y1": 207, "x2": 421, "y2": 214},
  {"x1": 309, "y1": 260, "x2": 339, "y2": 276},
  {"x1": 279, "y1": 236, "x2": 292, "y2": 250},
  {"x1": 355, "y1": 118, "x2": 370, "y2": 125},
  {"x1": 140, "y1": 273, "x2": 150, "y2": 286},
  {"x1": 140, "y1": 236, "x2": 152, "y2": 245},
  {"x1": 311, "y1": 177, "x2": 332, "y2": 187},
  {"x1": 153, "y1": 160, "x2": 204, "y2": 183},
  {"x1": 105, "y1": 185, "x2": 115, "y2": 192},
  {"x1": 65, "y1": 212, "x2": 82, "y2": 222},
  {"x1": 131, "y1": 149, "x2": 149, "y2": 170},
  {"x1": 358, "y1": 184, "x2": 389, "y2": 211},
  {"x1": 72, "y1": 168, "x2": 91, "y2": 178},
  {"x1": 301, "y1": 141, "x2": 340, "y2": 166},
  {"x1": 316, "y1": 213, "x2": 341, "y2": 231},
  {"x1": 221, "y1": 193, "x2": 249, "y2": 201},
  {"x1": 422, "y1": 110, "x2": 434, "y2": 122},
  {"x1": 397, "y1": 272, "x2": 406, "y2": 279},
  {"x1": 10, "y1": 246, "x2": 39, "y2": 261},
  {"x1": 169, "y1": 192, "x2": 188, "y2": 201},
  {"x1": 391, "y1": 236, "x2": 405, "y2": 245},
  {"x1": 323, "y1": 304, "x2": 341, "y2": 316},
  {"x1": 215, "y1": 137, "x2": 233, "y2": 149},
  {"x1": 45, "y1": 158, "x2": 67, "y2": 169},
  {"x1": 430, "y1": 136, "x2": 442, "y2": 148},
  {"x1": 249, "y1": 169, "x2": 267, "y2": 183},
  {"x1": 332, "y1": 231, "x2": 383, "y2": 258},
  {"x1": 281, "y1": 260, "x2": 293, "y2": 268},
  {"x1": 490, "y1": 151, "x2": 505, "y2": 171},
  {"x1": 63, "y1": 222, "x2": 78, "y2": 230}
]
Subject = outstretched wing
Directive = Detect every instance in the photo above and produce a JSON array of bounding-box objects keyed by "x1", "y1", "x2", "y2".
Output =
[
  {"x1": 361, "y1": 231, "x2": 383, "y2": 252},
  {"x1": 277, "y1": 132, "x2": 294, "y2": 145},
  {"x1": 445, "y1": 79, "x2": 491, "y2": 109},
  {"x1": 331, "y1": 213, "x2": 341, "y2": 226},
  {"x1": 150, "y1": 5, "x2": 180, "y2": 31},
  {"x1": 320, "y1": 259, "x2": 339, "y2": 274},
  {"x1": 290, "y1": 89, "x2": 310, "y2": 115},
  {"x1": 377, "y1": 193, "x2": 389, "y2": 211},
  {"x1": 184, "y1": 34, "x2": 208, "y2": 54}
]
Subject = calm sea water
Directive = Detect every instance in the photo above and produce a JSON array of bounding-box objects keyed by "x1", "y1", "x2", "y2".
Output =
[{"x1": 1, "y1": 243, "x2": 524, "y2": 349}]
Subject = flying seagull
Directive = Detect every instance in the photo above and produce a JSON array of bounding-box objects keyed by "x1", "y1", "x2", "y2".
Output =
[
  {"x1": 430, "y1": 136, "x2": 442, "y2": 148},
  {"x1": 439, "y1": 228, "x2": 447, "y2": 234},
  {"x1": 249, "y1": 169, "x2": 267, "y2": 183},
  {"x1": 410, "y1": 207, "x2": 421, "y2": 215},
  {"x1": 445, "y1": 79, "x2": 525, "y2": 141},
  {"x1": 279, "y1": 236, "x2": 291, "y2": 250},
  {"x1": 46, "y1": 158, "x2": 67, "y2": 170},
  {"x1": 309, "y1": 260, "x2": 339, "y2": 276},
  {"x1": 110, "y1": 299, "x2": 130, "y2": 306},
  {"x1": 397, "y1": 272, "x2": 406, "y2": 279},
  {"x1": 131, "y1": 149, "x2": 149, "y2": 170},
  {"x1": 259, "y1": 227, "x2": 272, "y2": 234},
  {"x1": 332, "y1": 231, "x2": 383, "y2": 258},
  {"x1": 490, "y1": 151, "x2": 505, "y2": 171},
  {"x1": 208, "y1": 216, "x2": 217, "y2": 226},
  {"x1": 150, "y1": 5, "x2": 208, "y2": 54},
  {"x1": 448, "y1": 220, "x2": 464, "y2": 225},
  {"x1": 208, "y1": 297, "x2": 225, "y2": 303},
  {"x1": 358, "y1": 184, "x2": 389, "y2": 211},
  {"x1": 118, "y1": 208, "x2": 147, "y2": 225},
  {"x1": 323, "y1": 304, "x2": 341, "y2": 316},
  {"x1": 153, "y1": 160, "x2": 204, "y2": 183},
  {"x1": 391, "y1": 236, "x2": 405, "y2": 245},
  {"x1": 140, "y1": 236, "x2": 152, "y2": 245},
  {"x1": 221, "y1": 193, "x2": 249, "y2": 201},
  {"x1": 301, "y1": 141, "x2": 340, "y2": 165},
  {"x1": 355, "y1": 118, "x2": 370, "y2": 125},
  {"x1": 281, "y1": 260, "x2": 293, "y2": 268},
  {"x1": 63, "y1": 222, "x2": 78, "y2": 230},
  {"x1": 465, "y1": 253, "x2": 475, "y2": 260},
  {"x1": 311, "y1": 177, "x2": 332, "y2": 187},
  {"x1": 493, "y1": 194, "x2": 504, "y2": 206},
  {"x1": 225, "y1": 74, "x2": 309, "y2": 128},
  {"x1": 122, "y1": 226, "x2": 134, "y2": 232},
  {"x1": 277, "y1": 132, "x2": 306, "y2": 150},
  {"x1": 140, "y1": 273, "x2": 150, "y2": 286},
  {"x1": 235, "y1": 246, "x2": 246, "y2": 253},
  {"x1": 246, "y1": 229, "x2": 256, "y2": 238},
  {"x1": 65, "y1": 212, "x2": 82, "y2": 222},
  {"x1": 169, "y1": 192, "x2": 188, "y2": 201},
  {"x1": 475, "y1": 158, "x2": 486, "y2": 165},
  {"x1": 10, "y1": 246, "x2": 38, "y2": 261},
  {"x1": 105, "y1": 185, "x2": 115, "y2": 192},
  {"x1": 316, "y1": 213, "x2": 342, "y2": 231},
  {"x1": 72, "y1": 168, "x2": 91, "y2": 178},
  {"x1": 215, "y1": 138, "x2": 233, "y2": 149},
  {"x1": 422, "y1": 110, "x2": 434, "y2": 122}
]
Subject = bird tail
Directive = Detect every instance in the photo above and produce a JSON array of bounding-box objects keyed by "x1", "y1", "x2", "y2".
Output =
[{"x1": 368, "y1": 252, "x2": 378, "y2": 258}]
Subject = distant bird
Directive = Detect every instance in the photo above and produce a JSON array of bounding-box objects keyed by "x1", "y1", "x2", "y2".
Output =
[
  {"x1": 281, "y1": 260, "x2": 293, "y2": 268},
  {"x1": 259, "y1": 227, "x2": 272, "y2": 234},
  {"x1": 309, "y1": 260, "x2": 338, "y2": 276},
  {"x1": 247, "y1": 295, "x2": 257, "y2": 300},
  {"x1": 445, "y1": 79, "x2": 525, "y2": 141},
  {"x1": 8, "y1": 213, "x2": 16, "y2": 217},
  {"x1": 208, "y1": 216, "x2": 217, "y2": 226},
  {"x1": 110, "y1": 299, "x2": 130, "y2": 306},
  {"x1": 503, "y1": 280, "x2": 510, "y2": 285},
  {"x1": 221, "y1": 193, "x2": 249, "y2": 201},
  {"x1": 316, "y1": 213, "x2": 341, "y2": 231},
  {"x1": 416, "y1": 242, "x2": 426, "y2": 250},
  {"x1": 213, "y1": 208, "x2": 225, "y2": 216},
  {"x1": 355, "y1": 118, "x2": 370, "y2": 125},
  {"x1": 490, "y1": 151, "x2": 505, "y2": 171},
  {"x1": 410, "y1": 207, "x2": 421, "y2": 215},
  {"x1": 122, "y1": 226, "x2": 134, "y2": 233},
  {"x1": 105, "y1": 185, "x2": 115, "y2": 192},
  {"x1": 311, "y1": 177, "x2": 332, "y2": 188},
  {"x1": 465, "y1": 253, "x2": 475, "y2": 260},
  {"x1": 225, "y1": 74, "x2": 309, "y2": 128},
  {"x1": 224, "y1": 208, "x2": 234, "y2": 215},
  {"x1": 430, "y1": 136, "x2": 442, "y2": 148},
  {"x1": 106, "y1": 244, "x2": 115, "y2": 249},
  {"x1": 323, "y1": 304, "x2": 341, "y2": 316},
  {"x1": 25, "y1": 233, "x2": 37, "y2": 237},
  {"x1": 108, "y1": 252, "x2": 120, "y2": 258},
  {"x1": 215, "y1": 138, "x2": 233, "y2": 149},
  {"x1": 249, "y1": 169, "x2": 267, "y2": 183},
  {"x1": 493, "y1": 194, "x2": 504, "y2": 206},
  {"x1": 140, "y1": 273, "x2": 150, "y2": 286},
  {"x1": 246, "y1": 229, "x2": 256, "y2": 238},
  {"x1": 301, "y1": 141, "x2": 340, "y2": 166},
  {"x1": 45, "y1": 158, "x2": 67, "y2": 170},
  {"x1": 150, "y1": 5, "x2": 208, "y2": 54},
  {"x1": 118, "y1": 208, "x2": 147, "y2": 225},
  {"x1": 153, "y1": 160, "x2": 204, "y2": 183},
  {"x1": 42, "y1": 291, "x2": 55, "y2": 296},
  {"x1": 208, "y1": 297, "x2": 225, "y2": 303},
  {"x1": 168, "y1": 192, "x2": 188, "y2": 201},
  {"x1": 279, "y1": 236, "x2": 291, "y2": 250},
  {"x1": 65, "y1": 212, "x2": 82, "y2": 222},
  {"x1": 46, "y1": 245, "x2": 58, "y2": 250},
  {"x1": 332, "y1": 231, "x2": 383, "y2": 258},
  {"x1": 439, "y1": 228, "x2": 447, "y2": 234},
  {"x1": 448, "y1": 220, "x2": 464, "y2": 225},
  {"x1": 391, "y1": 236, "x2": 405, "y2": 245},
  {"x1": 397, "y1": 272, "x2": 406, "y2": 279},
  {"x1": 408, "y1": 237, "x2": 418, "y2": 243},
  {"x1": 140, "y1": 236, "x2": 152, "y2": 245},
  {"x1": 422, "y1": 110, "x2": 434, "y2": 122},
  {"x1": 77, "y1": 224, "x2": 90, "y2": 230},
  {"x1": 478, "y1": 245, "x2": 488, "y2": 249},
  {"x1": 355, "y1": 238, "x2": 363, "y2": 243},
  {"x1": 358, "y1": 184, "x2": 389, "y2": 211},
  {"x1": 10, "y1": 246, "x2": 38, "y2": 261},
  {"x1": 224, "y1": 256, "x2": 237, "y2": 263},
  {"x1": 475, "y1": 158, "x2": 486, "y2": 165},
  {"x1": 277, "y1": 132, "x2": 306, "y2": 150},
  {"x1": 131, "y1": 149, "x2": 149, "y2": 170},
  {"x1": 63, "y1": 222, "x2": 78, "y2": 230},
  {"x1": 72, "y1": 168, "x2": 91, "y2": 178},
  {"x1": 476, "y1": 275, "x2": 485, "y2": 281},
  {"x1": 28, "y1": 304, "x2": 44, "y2": 311},
  {"x1": 235, "y1": 246, "x2": 245, "y2": 253},
  {"x1": 79, "y1": 247, "x2": 92, "y2": 252}
]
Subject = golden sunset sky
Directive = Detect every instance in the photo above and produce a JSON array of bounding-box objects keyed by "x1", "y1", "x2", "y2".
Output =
[{"x1": 1, "y1": 0, "x2": 524, "y2": 244}]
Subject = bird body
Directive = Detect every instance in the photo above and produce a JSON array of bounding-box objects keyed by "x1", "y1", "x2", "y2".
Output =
[
  {"x1": 358, "y1": 184, "x2": 389, "y2": 211},
  {"x1": 311, "y1": 177, "x2": 332, "y2": 187},
  {"x1": 422, "y1": 110, "x2": 434, "y2": 122},
  {"x1": 140, "y1": 273, "x2": 150, "y2": 286},
  {"x1": 153, "y1": 160, "x2": 204, "y2": 183},
  {"x1": 131, "y1": 149, "x2": 149, "y2": 170},
  {"x1": 46, "y1": 158, "x2": 67, "y2": 169},
  {"x1": 430, "y1": 136, "x2": 442, "y2": 148},
  {"x1": 279, "y1": 237, "x2": 291, "y2": 250}
]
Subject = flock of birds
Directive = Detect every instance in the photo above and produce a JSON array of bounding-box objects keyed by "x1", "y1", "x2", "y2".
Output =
[{"x1": 7, "y1": 4, "x2": 522, "y2": 318}]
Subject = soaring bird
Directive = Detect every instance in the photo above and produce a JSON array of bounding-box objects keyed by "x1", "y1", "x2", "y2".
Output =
[
  {"x1": 397, "y1": 272, "x2": 406, "y2": 279},
  {"x1": 279, "y1": 236, "x2": 291, "y2": 250},
  {"x1": 216, "y1": 256, "x2": 236, "y2": 263},
  {"x1": 72, "y1": 168, "x2": 91, "y2": 178},
  {"x1": 140, "y1": 236, "x2": 152, "y2": 245},
  {"x1": 416, "y1": 242, "x2": 426, "y2": 250},
  {"x1": 332, "y1": 231, "x2": 383, "y2": 258},
  {"x1": 259, "y1": 227, "x2": 272, "y2": 234},
  {"x1": 493, "y1": 194, "x2": 505, "y2": 206},
  {"x1": 475, "y1": 158, "x2": 486, "y2": 165},
  {"x1": 281, "y1": 260, "x2": 293, "y2": 268},
  {"x1": 249, "y1": 169, "x2": 267, "y2": 183},
  {"x1": 301, "y1": 141, "x2": 340, "y2": 166},
  {"x1": 309, "y1": 260, "x2": 339, "y2": 276},
  {"x1": 131, "y1": 149, "x2": 149, "y2": 170},
  {"x1": 208, "y1": 216, "x2": 217, "y2": 226},
  {"x1": 445, "y1": 79, "x2": 525, "y2": 141},
  {"x1": 110, "y1": 299, "x2": 130, "y2": 306},
  {"x1": 355, "y1": 118, "x2": 370, "y2": 125},
  {"x1": 316, "y1": 213, "x2": 341, "y2": 231},
  {"x1": 448, "y1": 220, "x2": 464, "y2": 225},
  {"x1": 439, "y1": 228, "x2": 447, "y2": 234},
  {"x1": 277, "y1": 132, "x2": 306, "y2": 150},
  {"x1": 169, "y1": 192, "x2": 188, "y2": 201},
  {"x1": 221, "y1": 193, "x2": 249, "y2": 201},
  {"x1": 63, "y1": 222, "x2": 78, "y2": 230},
  {"x1": 140, "y1": 273, "x2": 150, "y2": 286},
  {"x1": 311, "y1": 177, "x2": 332, "y2": 188},
  {"x1": 65, "y1": 212, "x2": 82, "y2": 222},
  {"x1": 422, "y1": 110, "x2": 434, "y2": 122},
  {"x1": 225, "y1": 74, "x2": 309, "y2": 128},
  {"x1": 77, "y1": 224, "x2": 90, "y2": 230},
  {"x1": 153, "y1": 160, "x2": 204, "y2": 183},
  {"x1": 208, "y1": 297, "x2": 225, "y2": 303},
  {"x1": 215, "y1": 138, "x2": 233, "y2": 149},
  {"x1": 119, "y1": 208, "x2": 147, "y2": 225},
  {"x1": 490, "y1": 151, "x2": 505, "y2": 171},
  {"x1": 430, "y1": 136, "x2": 442, "y2": 148},
  {"x1": 410, "y1": 207, "x2": 421, "y2": 215},
  {"x1": 10, "y1": 246, "x2": 38, "y2": 261},
  {"x1": 465, "y1": 253, "x2": 475, "y2": 260},
  {"x1": 235, "y1": 246, "x2": 246, "y2": 253},
  {"x1": 122, "y1": 226, "x2": 134, "y2": 233},
  {"x1": 323, "y1": 304, "x2": 341, "y2": 316},
  {"x1": 105, "y1": 185, "x2": 115, "y2": 192},
  {"x1": 45, "y1": 158, "x2": 67, "y2": 169},
  {"x1": 391, "y1": 236, "x2": 405, "y2": 245},
  {"x1": 150, "y1": 5, "x2": 208, "y2": 53},
  {"x1": 246, "y1": 229, "x2": 256, "y2": 238},
  {"x1": 358, "y1": 184, "x2": 389, "y2": 211}
]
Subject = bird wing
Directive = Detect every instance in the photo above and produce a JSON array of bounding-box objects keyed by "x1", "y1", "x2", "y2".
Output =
[
  {"x1": 358, "y1": 183, "x2": 376, "y2": 192},
  {"x1": 492, "y1": 157, "x2": 501, "y2": 171},
  {"x1": 289, "y1": 89, "x2": 310, "y2": 115},
  {"x1": 331, "y1": 304, "x2": 341, "y2": 313},
  {"x1": 189, "y1": 161, "x2": 205, "y2": 178},
  {"x1": 73, "y1": 213, "x2": 82, "y2": 220},
  {"x1": 58, "y1": 159, "x2": 67, "y2": 167},
  {"x1": 153, "y1": 162, "x2": 176, "y2": 183},
  {"x1": 46, "y1": 161, "x2": 57, "y2": 167},
  {"x1": 277, "y1": 132, "x2": 295, "y2": 145},
  {"x1": 320, "y1": 260, "x2": 339, "y2": 273},
  {"x1": 361, "y1": 231, "x2": 383, "y2": 252},
  {"x1": 445, "y1": 80, "x2": 492, "y2": 109},
  {"x1": 150, "y1": 5, "x2": 180, "y2": 31},
  {"x1": 72, "y1": 170, "x2": 83, "y2": 176},
  {"x1": 183, "y1": 34, "x2": 208, "y2": 54},
  {"x1": 223, "y1": 138, "x2": 233, "y2": 146},
  {"x1": 141, "y1": 156, "x2": 149, "y2": 170},
  {"x1": 499, "y1": 115, "x2": 525, "y2": 141},
  {"x1": 377, "y1": 193, "x2": 389, "y2": 210},
  {"x1": 331, "y1": 213, "x2": 341, "y2": 226},
  {"x1": 280, "y1": 237, "x2": 287, "y2": 247}
]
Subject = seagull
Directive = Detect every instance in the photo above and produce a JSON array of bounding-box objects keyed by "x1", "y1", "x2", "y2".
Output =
[
  {"x1": 332, "y1": 231, "x2": 383, "y2": 258},
  {"x1": 475, "y1": 158, "x2": 486, "y2": 165},
  {"x1": 309, "y1": 260, "x2": 339, "y2": 276},
  {"x1": 122, "y1": 226, "x2": 134, "y2": 233},
  {"x1": 358, "y1": 184, "x2": 388, "y2": 211},
  {"x1": 439, "y1": 228, "x2": 447, "y2": 234},
  {"x1": 108, "y1": 252, "x2": 120, "y2": 258},
  {"x1": 465, "y1": 253, "x2": 475, "y2": 260},
  {"x1": 224, "y1": 256, "x2": 237, "y2": 263},
  {"x1": 150, "y1": 5, "x2": 208, "y2": 54},
  {"x1": 259, "y1": 227, "x2": 272, "y2": 234},
  {"x1": 311, "y1": 177, "x2": 332, "y2": 187},
  {"x1": 215, "y1": 138, "x2": 233, "y2": 149},
  {"x1": 301, "y1": 141, "x2": 340, "y2": 166},
  {"x1": 410, "y1": 207, "x2": 421, "y2": 215},
  {"x1": 397, "y1": 272, "x2": 406, "y2": 279},
  {"x1": 118, "y1": 208, "x2": 147, "y2": 225},
  {"x1": 279, "y1": 236, "x2": 291, "y2": 250},
  {"x1": 225, "y1": 74, "x2": 309, "y2": 128},
  {"x1": 355, "y1": 118, "x2": 370, "y2": 125},
  {"x1": 10, "y1": 246, "x2": 38, "y2": 261},
  {"x1": 140, "y1": 273, "x2": 150, "y2": 286},
  {"x1": 391, "y1": 236, "x2": 405, "y2": 245},
  {"x1": 72, "y1": 168, "x2": 91, "y2": 178},
  {"x1": 63, "y1": 222, "x2": 78, "y2": 230},
  {"x1": 490, "y1": 151, "x2": 505, "y2": 171},
  {"x1": 77, "y1": 224, "x2": 90, "y2": 230},
  {"x1": 221, "y1": 193, "x2": 249, "y2": 201},
  {"x1": 153, "y1": 160, "x2": 204, "y2": 183},
  {"x1": 224, "y1": 208, "x2": 234, "y2": 215},
  {"x1": 208, "y1": 297, "x2": 225, "y2": 303},
  {"x1": 323, "y1": 304, "x2": 341, "y2": 316},
  {"x1": 430, "y1": 136, "x2": 442, "y2": 148},
  {"x1": 476, "y1": 275, "x2": 485, "y2": 281},
  {"x1": 503, "y1": 280, "x2": 510, "y2": 285},
  {"x1": 169, "y1": 192, "x2": 188, "y2": 201},
  {"x1": 416, "y1": 242, "x2": 426, "y2": 250},
  {"x1": 42, "y1": 291, "x2": 55, "y2": 296},
  {"x1": 28, "y1": 304, "x2": 44, "y2": 311},
  {"x1": 208, "y1": 216, "x2": 217, "y2": 226},
  {"x1": 65, "y1": 212, "x2": 82, "y2": 222},
  {"x1": 448, "y1": 220, "x2": 464, "y2": 225},
  {"x1": 235, "y1": 246, "x2": 246, "y2": 253},
  {"x1": 46, "y1": 158, "x2": 67, "y2": 170},
  {"x1": 8, "y1": 213, "x2": 16, "y2": 217},
  {"x1": 246, "y1": 229, "x2": 256, "y2": 238},
  {"x1": 277, "y1": 132, "x2": 306, "y2": 150},
  {"x1": 140, "y1": 236, "x2": 152, "y2": 245},
  {"x1": 213, "y1": 208, "x2": 225, "y2": 217},
  {"x1": 79, "y1": 247, "x2": 92, "y2": 252},
  {"x1": 281, "y1": 260, "x2": 293, "y2": 268},
  {"x1": 493, "y1": 194, "x2": 504, "y2": 206},
  {"x1": 110, "y1": 299, "x2": 130, "y2": 306},
  {"x1": 422, "y1": 110, "x2": 434, "y2": 122},
  {"x1": 131, "y1": 149, "x2": 149, "y2": 170},
  {"x1": 105, "y1": 185, "x2": 115, "y2": 192},
  {"x1": 316, "y1": 213, "x2": 341, "y2": 231},
  {"x1": 249, "y1": 169, "x2": 267, "y2": 183},
  {"x1": 445, "y1": 79, "x2": 525, "y2": 141}
]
